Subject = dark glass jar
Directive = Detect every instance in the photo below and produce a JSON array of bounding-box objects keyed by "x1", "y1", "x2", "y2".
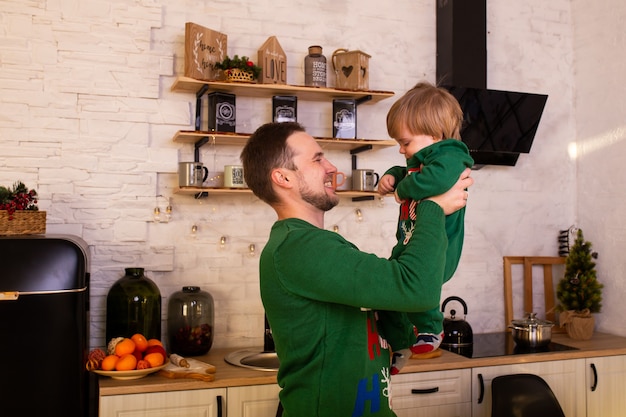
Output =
[
  {"x1": 304, "y1": 45, "x2": 327, "y2": 87},
  {"x1": 167, "y1": 286, "x2": 214, "y2": 356},
  {"x1": 106, "y1": 267, "x2": 161, "y2": 342}
]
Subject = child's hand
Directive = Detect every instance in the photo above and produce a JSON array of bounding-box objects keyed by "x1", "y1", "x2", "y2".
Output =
[
  {"x1": 394, "y1": 190, "x2": 405, "y2": 204},
  {"x1": 377, "y1": 174, "x2": 396, "y2": 196}
]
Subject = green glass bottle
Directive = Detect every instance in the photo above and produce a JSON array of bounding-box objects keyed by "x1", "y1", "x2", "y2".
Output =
[
  {"x1": 167, "y1": 286, "x2": 214, "y2": 356},
  {"x1": 106, "y1": 267, "x2": 161, "y2": 342}
]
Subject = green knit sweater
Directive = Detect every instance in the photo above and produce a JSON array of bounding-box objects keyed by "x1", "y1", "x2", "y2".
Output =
[
  {"x1": 378, "y1": 140, "x2": 474, "y2": 342},
  {"x1": 387, "y1": 139, "x2": 474, "y2": 279},
  {"x1": 260, "y1": 201, "x2": 448, "y2": 417}
]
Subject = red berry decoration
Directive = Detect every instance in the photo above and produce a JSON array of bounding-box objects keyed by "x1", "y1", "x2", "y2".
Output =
[
  {"x1": 0, "y1": 181, "x2": 39, "y2": 219},
  {"x1": 85, "y1": 348, "x2": 107, "y2": 371}
]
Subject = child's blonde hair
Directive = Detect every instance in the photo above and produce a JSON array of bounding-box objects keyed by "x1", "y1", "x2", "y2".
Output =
[{"x1": 386, "y1": 81, "x2": 463, "y2": 141}]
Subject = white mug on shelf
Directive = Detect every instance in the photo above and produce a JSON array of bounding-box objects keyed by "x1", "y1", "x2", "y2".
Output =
[{"x1": 223, "y1": 165, "x2": 246, "y2": 188}]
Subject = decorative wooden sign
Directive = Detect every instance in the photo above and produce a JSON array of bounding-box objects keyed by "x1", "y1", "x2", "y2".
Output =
[
  {"x1": 184, "y1": 22, "x2": 227, "y2": 81},
  {"x1": 332, "y1": 49, "x2": 371, "y2": 90},
  {"x1": 257, "y1": 36, "x2": 286, "y2": 85}
]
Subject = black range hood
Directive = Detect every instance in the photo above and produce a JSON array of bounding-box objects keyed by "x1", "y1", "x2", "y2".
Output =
[
  {"x1": 443, "y1": 86, "x2": 548, "y2": 167},
  {"x1": 436, "y1": 0, "x2": 548, "y2": 167}
]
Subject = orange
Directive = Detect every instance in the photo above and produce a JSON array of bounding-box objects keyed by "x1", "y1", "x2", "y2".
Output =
[
  {"x1": 115, "y1": 353, "x2": 138, "y2": 371},
  {"x1": 131, "y1": 333, "x2": 149, "y2": 353},
  {"x1": 100, "y1": 355, "x2": 119, "y2": 371},
  {"x1": 114, "y1": 338, "x2": 136, "y2": 357},
  {"x1": 146, "y1": 338, "x2": 163, "y2": 348},
  {"x1": 144, "y1": 352, "x2": 165, "y2": 367}
]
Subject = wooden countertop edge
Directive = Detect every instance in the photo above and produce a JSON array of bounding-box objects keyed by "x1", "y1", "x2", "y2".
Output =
[
  {"x1": 99, "y1": 374, "x2": 278, "y2": 396},
  {"x1": 99, "y1": 332, "x2": 626, "y2": 396},
  {"x1": 399, "y1": 332, "x2": 626, "y2": 373},
  {"x1": 99, "y1": 347, "x2": 278, "y2": 396}
]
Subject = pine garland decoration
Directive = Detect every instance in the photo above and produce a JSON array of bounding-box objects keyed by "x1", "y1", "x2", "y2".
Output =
[
  {"x1": 556, "y1": 229, "x2": 603, "y2": 313},
  {"x1": 213, "y1": 55, "x2": 262, "y2": 79}
]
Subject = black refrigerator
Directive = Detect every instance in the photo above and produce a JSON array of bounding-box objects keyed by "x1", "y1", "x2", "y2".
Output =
[{"x1": 0, "y1": 234, "x2": 98, "y2": 417}]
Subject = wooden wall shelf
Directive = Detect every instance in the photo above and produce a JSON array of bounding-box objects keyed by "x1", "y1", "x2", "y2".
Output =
[
  {"x1": 177, "y1": 186, "x2": 387, "y2": 200},
  {"x1": 171, "y1": 77, "x2": 395, "y2": 202},
  {"x1": 173, "y1": 131, "x2": 396, "y2": 151},
  {"x1": 170, "y1": 76, "x2": 394, "y2": 103}
]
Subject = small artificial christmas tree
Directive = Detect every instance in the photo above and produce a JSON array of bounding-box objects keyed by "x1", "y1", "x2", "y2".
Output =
[
  {"x1": 557, "y1": 229, "x2": 602, "y2": 313},
  {"x1": 556, "y1": 228, "x2": 603, "y2": 339}
]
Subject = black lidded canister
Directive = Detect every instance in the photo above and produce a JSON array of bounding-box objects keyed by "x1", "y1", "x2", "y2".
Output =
[
  {"x1": 272, "y1": 95, "x2": 297, "y2": 123},
  {"x1": 207, "y1": 92, "x2": 236, "y2": 132},
  {"x1": 332, "y1": 98, "x2": 357, "y2": 139}
]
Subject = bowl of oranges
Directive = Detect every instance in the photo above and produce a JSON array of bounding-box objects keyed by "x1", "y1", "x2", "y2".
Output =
[{"x1": 87, "y1": 333, "x2": 168, "y2": 380}]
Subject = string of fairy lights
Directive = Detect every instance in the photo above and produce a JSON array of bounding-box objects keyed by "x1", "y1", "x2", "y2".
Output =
[{"x1": 150, "y1": 193, "x2": 385, "y2": 257}]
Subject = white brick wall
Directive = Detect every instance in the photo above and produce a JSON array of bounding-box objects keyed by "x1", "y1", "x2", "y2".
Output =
[
  {"x1": 1, "y1": 0, "x2": 623, "y2": 350},
  {"x1": 571, "y1": 0, "x2": 626, "y2": 336}
]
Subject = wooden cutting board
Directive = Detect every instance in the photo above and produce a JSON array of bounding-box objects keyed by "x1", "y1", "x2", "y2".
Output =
[{"x1": 159, "y1": 357, "x2": 217, "y2": 382}]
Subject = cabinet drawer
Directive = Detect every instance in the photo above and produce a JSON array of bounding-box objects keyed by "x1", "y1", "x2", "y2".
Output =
[
  {"x1": 394, "y1": 403, "x2": 471, "y2": 417},
  {"x1": 100, "y1": 388, "x2": 227, "y2": 417},
  {"x1": 392, "y1": 369, "x2": 471, "y2": 410},
  {"x1": 227, "y1": 384, "x2": 281, "y2": 417}
]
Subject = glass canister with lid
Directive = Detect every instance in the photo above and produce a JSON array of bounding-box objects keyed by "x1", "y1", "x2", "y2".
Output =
[
  {"x1": 106, "y1": 267, "x2": 162, "y2": 342},
  {"x1": 304, "y1": 45, "x2": 327, "y2": 87},
  {"x1": 167, "y1": 286, "x2": 214, "y2": 356}
]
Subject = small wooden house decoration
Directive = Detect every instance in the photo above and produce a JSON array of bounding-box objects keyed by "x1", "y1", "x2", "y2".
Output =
[
  {"x1": 184, "y1": 22, "x2": 227, "y2": 81},
  {"x1": 258, "y1": 36, "x2": 287, "y2": 85},
  {"x1": 332, "y1": 49, "x2": 371, "y2": 91}
]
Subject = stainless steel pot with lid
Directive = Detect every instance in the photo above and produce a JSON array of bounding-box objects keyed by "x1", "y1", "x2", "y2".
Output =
[
  {"x1": 441, "y1": 296, "x2": 474, "y2": 348},
  {"x1": 509, "y1": 312, "x2": 554, "y2": 348}
]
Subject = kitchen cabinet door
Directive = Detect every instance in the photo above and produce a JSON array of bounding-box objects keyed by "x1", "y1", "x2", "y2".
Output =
[
  {"x1": 227, "y1": 384, "x2": 281, "y2": 417},
  {"x1": 586, "y1": 355, "x2": 626, "y2": 417},
  {"x1": 391, "y1": 369, "x2": 472, "y2": 417},
  {"x1": 471, "y1": 359, "x2": 585, "y2": 417},
  {"x1": 99, "y1": 388, "x2": 226, "y2": 417}
]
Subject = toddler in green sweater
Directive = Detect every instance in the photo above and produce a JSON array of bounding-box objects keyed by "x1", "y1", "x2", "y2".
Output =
[{"x1": 377, "y1": 82, "x2": 474, "y2": 373}]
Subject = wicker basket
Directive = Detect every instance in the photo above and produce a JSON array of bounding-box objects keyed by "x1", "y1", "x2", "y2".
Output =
[
  {"x1": 0, "y1": 210, "x2": 47, "y2": 235},
  {"x1": 226, "y1": 68, "x2": 255, "y2": 83}
]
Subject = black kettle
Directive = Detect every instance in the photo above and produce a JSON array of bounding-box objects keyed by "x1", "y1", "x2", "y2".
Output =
[{"x1": 441, "y1": 296, "x2": 474, "y2": 347}]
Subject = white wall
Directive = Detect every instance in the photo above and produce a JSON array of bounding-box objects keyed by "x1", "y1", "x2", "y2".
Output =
[
  {"x1": 1, "y1": 0, "x2": 620, "y2": 350},
  {"x1": 572, "y1": 0, "x2": 626, "y2": 336}
]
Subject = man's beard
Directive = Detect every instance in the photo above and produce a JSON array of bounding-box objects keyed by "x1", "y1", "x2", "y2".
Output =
[{"x1": 297, "y1": 174, "x2": 339, "y2": 212}]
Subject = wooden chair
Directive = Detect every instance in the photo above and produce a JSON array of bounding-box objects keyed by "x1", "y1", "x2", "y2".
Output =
[{"x1": 503, "y1": 256, "x2": 565, "y2": 330}]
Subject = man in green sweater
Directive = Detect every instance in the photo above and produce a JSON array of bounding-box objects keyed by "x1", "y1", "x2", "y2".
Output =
[{"x1": 240, "y1": 122, "x2": 473, "y2": 417}]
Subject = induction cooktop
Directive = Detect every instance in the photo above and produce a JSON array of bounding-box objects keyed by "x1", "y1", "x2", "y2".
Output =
[{"x1": 442, "y1": 332, "x2": 579, "y2": 359}]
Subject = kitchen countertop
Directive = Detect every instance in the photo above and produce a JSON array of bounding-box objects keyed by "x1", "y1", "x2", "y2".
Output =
[{"x1": 99, "y1": 332, "x2": 626, "y2": 396}]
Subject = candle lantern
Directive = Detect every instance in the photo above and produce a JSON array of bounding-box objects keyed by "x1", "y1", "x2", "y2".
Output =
[{"x1": 331, "y1": 49, "x2": 371, "y2": 91}]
